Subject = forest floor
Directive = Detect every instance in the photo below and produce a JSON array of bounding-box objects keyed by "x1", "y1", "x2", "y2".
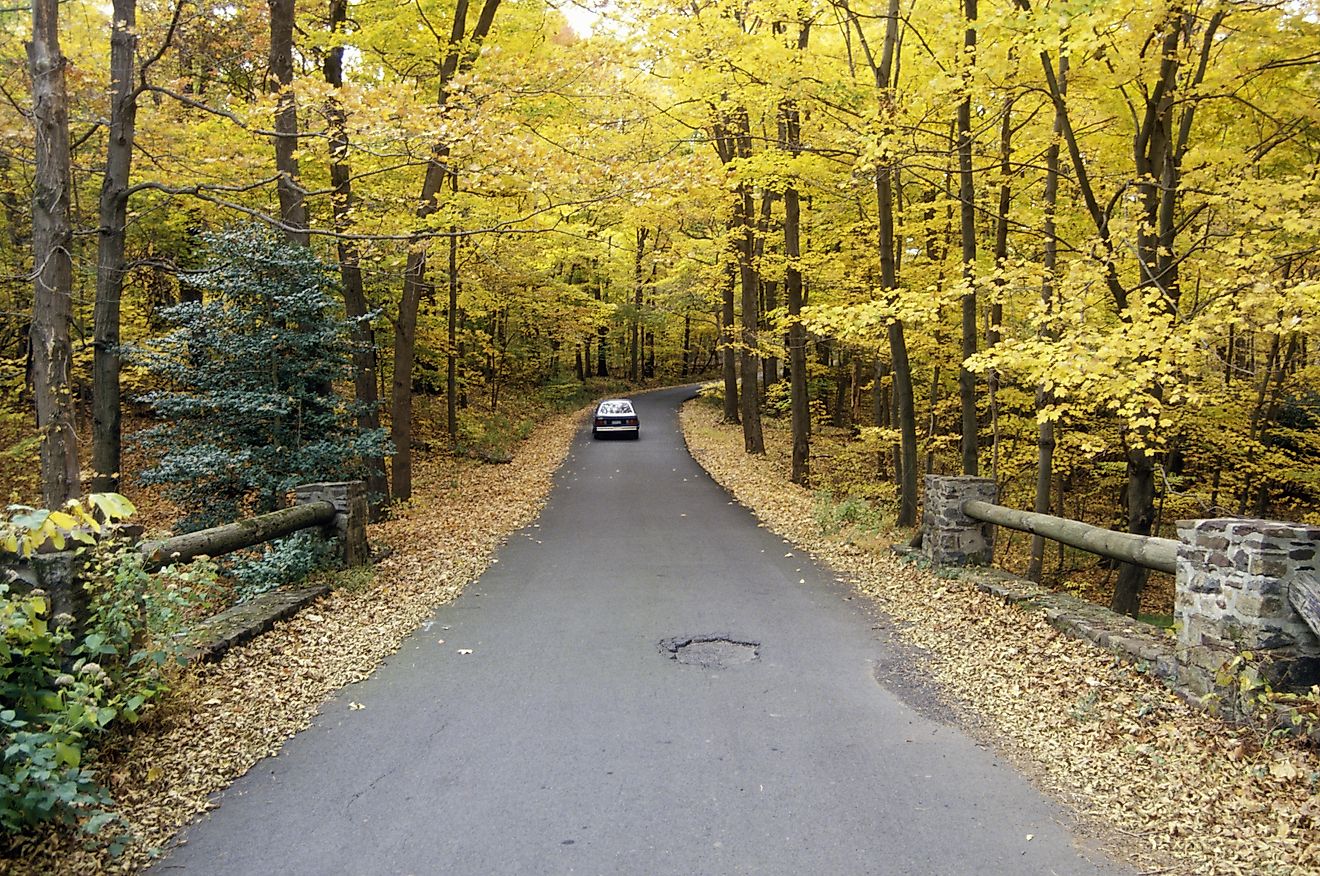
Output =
[
  {"x1": 2, "y1": 406, "x2": 587, "y2": 875},
  {"x1": 680, "y1": 397, "x2": 1319, "y2": 876}
]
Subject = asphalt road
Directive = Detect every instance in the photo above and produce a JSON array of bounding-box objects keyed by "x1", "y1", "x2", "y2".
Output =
[{"x1": 155, "y1": 386, "x2": 1133, "y2": 875}]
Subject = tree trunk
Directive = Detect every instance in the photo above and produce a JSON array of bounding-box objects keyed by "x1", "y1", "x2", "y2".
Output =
[
  {"x1": 391, "y1": 0, "x2": 501, "y2": 501},
  {"x1": 140, "y1": 501, "x2": 335, "y2": 571},
  {"x1": 1113, "y1": 420, "x2": 1160, "y2": 617},
  {"x1": 681, "y1": 310, "x2": 691, "y2": 378},
  {"x1": 268, "y1": 0, "x2": 307, "y2": 244},
  {"x1": 631, "y1": 227, "x2": 648, "y2": 382},
  {"x1": 325, "y1": 0, "x2": 387, "y2": 516},
  {"x1": 721, "y1": 259, "x2": 739, "y2": 423},
  {"x1": 737, "y1": 178, "x2": 764, "y2": 454},
  {"x1": 28, "y1": 0, "x2": 80, "y2": 508},
  {"x1": 392, "y1": 254, "x2": 424, "y2": 501},
  {"x1": 447, "y1": 222, "x2": 459, "y2": 442},
  {"x1": 873, "y1": 0, "x2": 917, "y2": 526},
  {"x1": 91, "y1": 0, "x2": 137, "y2": 495},
  {"x1": 964, "y1": 500, "x2": 1177, "y2": 574},
  {"x1": 761, "y1": 280, "x2": 779, "y2": 387},
  {"x1": 1029, "y1": 56, "x2": 1065, "y2": 583},
  {"x1": 956, "y1": 0, "x2": 979, "y2": 477},
  {"x1": 782, "y1": 95, "x2": 809, "y2": 485},
  {"x1": 988, "y1": 88, "x2": 1014, "y2": 483}
]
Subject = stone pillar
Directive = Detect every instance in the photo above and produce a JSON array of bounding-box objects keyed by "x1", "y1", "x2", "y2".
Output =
[
  {"x1": 294, "y1": 481, "x2": 369, "y2": 567},
  {"x1": 1175, "y1": 518, "x2": 1320, "y2": 696},
  {"x1": 923, "y1": 475, "x2": 998, "y2": 566}
]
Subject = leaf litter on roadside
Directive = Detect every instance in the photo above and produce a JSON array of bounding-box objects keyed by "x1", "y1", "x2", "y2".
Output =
[
  {"x1": 4, "y1": 410, "x2": 586, "y2": 875},
  {"x1": 679, "y1": 401, "x2": 1319, "y2": 876}
]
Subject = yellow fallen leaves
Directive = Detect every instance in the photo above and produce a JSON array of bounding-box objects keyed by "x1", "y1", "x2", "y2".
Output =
[
  {"x1": 680, "y1": 401, "x2": 1320, "y2": 876},
  {"x1": 4, "y1": 408, "x2": 586, "y2": 876}
]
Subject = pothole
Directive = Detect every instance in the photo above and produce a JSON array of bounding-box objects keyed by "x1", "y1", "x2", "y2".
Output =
[{"x1": 659, "y1": 635, "x2": 760, "y2": 669}]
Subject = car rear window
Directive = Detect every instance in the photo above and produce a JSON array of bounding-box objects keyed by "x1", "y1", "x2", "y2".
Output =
[{"x1": 599, "y1": 401, "x2": 634, "y2": 415}]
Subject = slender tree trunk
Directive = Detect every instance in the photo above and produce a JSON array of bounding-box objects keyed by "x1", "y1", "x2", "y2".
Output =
[
  {"x1": 872, "y1": 0, "x2": 917, "y2": 526},
  {"x1": 29, "y1": 0, "x2": 80, "y2": 507},
  {"x1": 392, "y1": 255, "x2": 424, "y2": 501},
  {"x1": 737, "y1": 179, "x2": 764, "y2": 453},
  {"x1": 762, "y1": 280, "x2": 779, "y2": 387},
  {"x1": 325, "y1": 0, "x2": 386, "y2": 514},
  {"x1": 91, "y1": 0, "x2": 137, "y2": 494},
  {"x1": 782, "y1": 95, "x2": 809, "y2": 485},
  {"x1": 754, "y1": 190, "x2": 778, "y2": 389},
  {"x1": 988, "y1": 88, "x2": 1014, "y2": 484},
  {"x1": 268, "y1": 0, "x2": 307, "y2": 244},
  {"x1": 728, "y1": 109, "x2": 764, "y2": 453},
  {"x1": 956, "y1": 0, "x2": 979, "y2": 476},
  {"x1": 390, "y1": 0, "x2": 501, "y2": 501},
  {"x1": 631, "y1": 227, "x2": 647, "y2": 382},
  {"x1": 447, "y1": 220, "x2": 459, "y2": 442},
  {"x1": 681, "y1": 310, "x2": 691, "y2": 378},
  {"x1": 1029, "y1": 56, "x2": 1065, "y2": 583}
]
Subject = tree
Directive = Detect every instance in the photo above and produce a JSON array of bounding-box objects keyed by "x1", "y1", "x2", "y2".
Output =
[
  {"x1": 323, "y1": 0, "x2": 387, "y2": 513},
  {"x1": 392, "y1": 0, "x2": 502, "y2": 503},
  {"x1": 268, "y1": 0, "x2": 307, "y2": 244},
  {"x1": 131, "y1": 227, "x2": 388, "y2": 530},
  {"x1": 90, "y1": 0, "x2": 138, "y2": 494},
  {"x1": 27, "y1": 0, "x2": 79, "y2": 508}
]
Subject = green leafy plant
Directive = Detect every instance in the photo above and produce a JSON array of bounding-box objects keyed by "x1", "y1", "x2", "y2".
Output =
[
  {"x1": 129, "y1": 225, "x2": 389, "y2": 532},
  {"x1": 1, "y1": 494, "x2": 136, "y2": 558},
  {"x1": 0, "y1": 503, "x2": 208, "y2": 839},
  {"x1": 813, "y1": 492, "x2": 886, "y2": 536},
  {"x1": 226, "y1": 530, "x2": 338, "y2": 602}
]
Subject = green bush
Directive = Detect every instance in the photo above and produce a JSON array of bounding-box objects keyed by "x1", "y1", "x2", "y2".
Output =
[
  {"x1": 813, "y1": 493, "x2": 887, "y2": 536},
  {"x1": 130, "y1": 225, "x2": 389, "y2": 532},
  {"x1": 0, "y1": 502, "x2": 208, "y2": 840},
  {"x1": 454, "y1": 410, "x2": 535, "y2": 462},
  {"x1": 226, "y1": 530, "x2": 339, "y2": 602}
]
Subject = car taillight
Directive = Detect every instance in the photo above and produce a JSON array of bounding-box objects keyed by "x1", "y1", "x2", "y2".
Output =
[
  {"x1": 595, "y1": 418, "x2": 605, "y2": 426},
  {"x1": 626, "y1": 417, "x2": 638, "y2": 425}
]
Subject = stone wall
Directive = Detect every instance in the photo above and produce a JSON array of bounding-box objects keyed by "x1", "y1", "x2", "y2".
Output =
[
  {"x1": 1175, "y1": 518, "x2": 1320, "y2": 695},
  {"x1": 921, "y1": 477, "x2": 1320, "y2": 701}
]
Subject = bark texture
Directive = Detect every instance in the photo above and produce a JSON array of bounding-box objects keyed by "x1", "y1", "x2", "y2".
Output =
[
  {"x1": 91, "y1": 0, "x2": 138, "y2": 494},
  {"x1": 325, "y1": 0, "x2": 388, "y2": 514},
  {"x1": 29, "y1": 0, "x2": 80, "y2": 507}
]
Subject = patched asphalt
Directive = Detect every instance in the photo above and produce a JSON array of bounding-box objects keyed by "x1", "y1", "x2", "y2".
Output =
[{"x1": 153, "y1": 385, "x2": 1133, "y2": 875}]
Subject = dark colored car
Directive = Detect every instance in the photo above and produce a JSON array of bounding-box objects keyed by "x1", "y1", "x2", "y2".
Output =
[{"x1": 592, "y1": 398, "x2": 640, "y2": 439}]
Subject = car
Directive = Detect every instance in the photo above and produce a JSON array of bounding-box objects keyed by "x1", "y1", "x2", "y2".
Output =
[{"x1": 592, "y1": 398, "x2": 640, "y2": 439}]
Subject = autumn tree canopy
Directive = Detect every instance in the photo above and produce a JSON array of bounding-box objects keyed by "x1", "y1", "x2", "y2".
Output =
[{"x1": 1, "y1": 0, "x2": 1317, "y2": 616}]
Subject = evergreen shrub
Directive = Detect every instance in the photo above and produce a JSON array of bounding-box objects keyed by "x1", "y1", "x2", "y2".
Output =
[{"x1": 130, "y1": 226, "x2": 389, "y2": 531}]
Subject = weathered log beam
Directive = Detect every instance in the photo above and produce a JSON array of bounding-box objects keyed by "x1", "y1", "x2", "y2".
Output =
[
  {"x1": 962, "y1": 499, "x2": 1177, "y2": 574},
  {"x1": 139, "y1": 501, "x2": 336, "y2": 571},
  {"x1": 1290, "y1": 571, "x2": 1320, "y2": 638}
]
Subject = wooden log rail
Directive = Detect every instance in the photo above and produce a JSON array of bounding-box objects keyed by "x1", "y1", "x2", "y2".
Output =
[
  {"x1": 961, "y1": 500, "x2": 1178, "y2": 575},
  {"x1": 138, "y1": 501, "x2": 336, "y2": 572},
  {"x1": 1292, "y1": 571, "x2": 1320, "y2": 638}
]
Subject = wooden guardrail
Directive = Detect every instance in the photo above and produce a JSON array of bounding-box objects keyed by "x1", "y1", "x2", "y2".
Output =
[
  {"x1": 961, "y1": 500, "x2": 1178, "y2": 574},
  {"x1": 138, "y1": 501, "x2": 337, "y2": 572}
]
